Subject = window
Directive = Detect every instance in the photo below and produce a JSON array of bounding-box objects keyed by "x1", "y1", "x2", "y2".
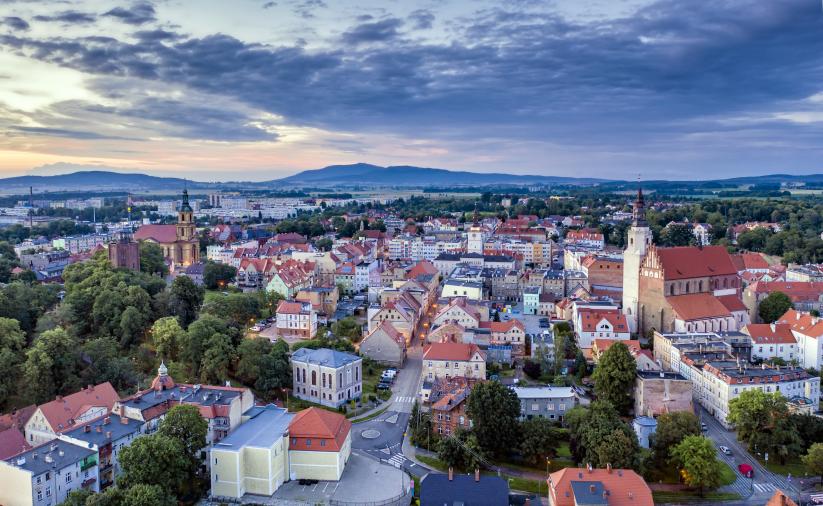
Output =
[
  {"x1": 66, "y1": 473, "x2": 72, "y2": 483},
  {"x1": 311, "y1": 370, "x2": 317, "y2": 386},
  {"x1": 531, "y1": 403, "x2": 539, "y2": 411},
  {"x1": 321, "y1": 440, "x2": 326, "y2": 447},
  {"x1": 37, "y1": 491, "x2": 42, "y2": 501},
  {"x1": 306, "y1": 439, "x2": 312, "y2": 446},
  {"x1": 45, "y1": 488, "x2": 51, "y2": 498}
]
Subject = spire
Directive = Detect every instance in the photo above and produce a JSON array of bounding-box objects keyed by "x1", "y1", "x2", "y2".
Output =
[
  {"x1": 158, "y1": 360, "x2": 168, "y2": 377},
  {"x1": 472, "y1": 202, "x2": 479, "y2": 225},
  {"x1": 632, "y1": 180, "x2": 647, "y2": 227},
  {"x1": 180, "y1": 185, "x2": 193, "y2": 213}
]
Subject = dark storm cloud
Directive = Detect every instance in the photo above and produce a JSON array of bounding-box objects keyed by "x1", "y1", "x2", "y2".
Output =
[
  {"x1": 2, "y1": 0, "x2": 822, "y2": 150},
  {"x1": 341, "y1": 18, "x2": 404, "y2": 44},
  {"x1": 33, "y1": 11, "x2": 96, "y2": 24},
  {"x1": 103, "y1": 2, "x2": 156, "y2": 25},
  {"x1": 2, "y1": 17, "x2": 30, "y2": 31}
]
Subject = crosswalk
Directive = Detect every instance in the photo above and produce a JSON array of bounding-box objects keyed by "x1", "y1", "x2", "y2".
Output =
[
  {"x1": 394, "y1": 396, "x2": 415, "y2": 403},
  {"x1": 387, "y1": 453, "x2": 407, "y2": 468},
  {"x1": 753, "y1": 483, "x2": 777, "y2": 494}
]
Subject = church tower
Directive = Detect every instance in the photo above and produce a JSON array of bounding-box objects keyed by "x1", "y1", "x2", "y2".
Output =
[
  {"x1": 175, "y1": 188, "x2": 199, "y2": 266},
  {"x1": 622, "y1": 187, "x2": 652, "y2": 334},
  {"x1": 467, "y1": 204, "x2": 484, "y2": 254}
]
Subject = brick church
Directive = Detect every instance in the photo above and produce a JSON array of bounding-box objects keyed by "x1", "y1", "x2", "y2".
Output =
[{"x1": 134, "y1": 189, "x2": 200, "y2": 267}]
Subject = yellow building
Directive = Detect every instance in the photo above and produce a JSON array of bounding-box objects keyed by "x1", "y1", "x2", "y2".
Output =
[
  {"x1": 288, "y1": 407, "x2": 352, "y2": 481},
  {"x1": 210, "y1": 405, "x2": 293, "y2": 499}
]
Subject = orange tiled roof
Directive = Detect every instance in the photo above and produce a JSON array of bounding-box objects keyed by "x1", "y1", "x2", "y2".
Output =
[
  {"x1": 478, "y1": 319, "x2": 525, "y2": 333},
  {"x1": 776, "y1": 309, "x2": 823, "y2": 338},
  {"x1": 423, "y1": 342, "x2": 484, "y2": 362},
  {"x1": 39, "y1": 383, "x2": 119, "y2": 433},
  {"x1": 548, "y1": 467, "x2": 653, "y2": 506},
  {"x1": 666, "y1": 293, "x2": 732, "y2": 321},
  {"x1": 578, "y1": 310, "x2": 629, "y2": 333},
  {"x1": 655, "y1": 245, "x2": 737, "y2": 280},
  {"x1": 289, "y1": 407, "x2": 351, "y2": 452},
  {"x1": 742, "y1": 323, "x2": 796, "y2": 345}
]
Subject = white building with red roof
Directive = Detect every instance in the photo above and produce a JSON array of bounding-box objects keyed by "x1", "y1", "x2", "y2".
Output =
[
  {"x1": 775, "y1": 309, "x2": 823, "y2": 370},
  {"x1": 565, "y1": 228, "x2": 605, "y2": 250},
  {"x1": 275, "y1": 300, "x2": 317, "y2": 340},
  {"x1": 478, "y1": 319, "x2": 527, "y2": 356},
  {"x1": 423, "y1": 342, "x2": 486, "y2": 381},
  {"x1": 24, "y1": 383, "x2": 119, "y2": 446},
  {"x1": 742, "y1": 323, "x2": 798, "y2": 362},
  {"x1": 287, "y1": 407, "x2": 352, "y2": 481},
  {"x1": 574, "y1": 309, "x2": 630, "y2": 349}
]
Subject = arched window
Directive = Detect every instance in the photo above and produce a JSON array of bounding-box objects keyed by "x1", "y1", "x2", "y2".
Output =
[
  {"x1": 311, "y1": 370, "x2": 317, "y2": 386},
  {"x1": 669, "y1": 284, "x2": 675, "y2": 296}
]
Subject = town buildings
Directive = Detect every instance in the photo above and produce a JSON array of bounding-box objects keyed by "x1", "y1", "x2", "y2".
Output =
[
  {"x1": 291, "y1": 348, "x2": 363, "y2": 408},
  {"x1": 274, "y1": 300, "x2": 318, "y2": 340},
  {"x1": 423, "y1": 342, "x2": 486, "y2": 381},
  {"x1": 134, "y1": 189, "x2": 200, "y2": 267},
  {"x1": 775, "y1": 309, "x2": 823, "y2": 370},
  {"x1": 547, "y1": 467, "x2": 654, "y2": 506},
  {"x1": 511, "y1": 386, "x2": 577, "y2": 422},
  {"x1": 359, "y1": 320, "x2": 407, "y2": 367},
  {"x1": 24, "y1": 383, "x2": 119, "y2": 446}
]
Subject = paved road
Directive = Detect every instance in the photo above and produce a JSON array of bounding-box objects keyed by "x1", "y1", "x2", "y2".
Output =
[{"x1": 699, "y1": 406, "x2": 798, "y2": 503}]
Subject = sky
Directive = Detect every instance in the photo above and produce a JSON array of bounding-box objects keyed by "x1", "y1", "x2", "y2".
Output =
[{"x1": 0, "y1": 0, "x2": 822, "y2": 181}]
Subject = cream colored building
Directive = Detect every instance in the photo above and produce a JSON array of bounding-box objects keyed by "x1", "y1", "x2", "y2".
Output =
[
  {"x1": 423, "y1": 342, "x2": 486, "y2": 381},
  {"x1": 210, "y1": 406, "x2": 293, "y2": 499},
  {"x1": 288, "y1": 408, "x2": 352, "y2": 481}
]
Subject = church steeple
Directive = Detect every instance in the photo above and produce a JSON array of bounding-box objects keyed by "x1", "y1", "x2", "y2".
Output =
[
  {"x1": 180, "y1": 186, "x2": 193, "y2": 213},
  {"x1": 632, "y1": 185, "x2": 647, "y2": 227}
]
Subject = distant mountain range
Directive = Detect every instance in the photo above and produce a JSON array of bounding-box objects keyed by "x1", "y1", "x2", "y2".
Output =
[{"x1": 1, "y1": 163, "x2": 823, "y2": 193}]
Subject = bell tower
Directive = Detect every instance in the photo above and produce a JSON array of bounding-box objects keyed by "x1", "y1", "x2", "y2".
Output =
[
  {"x1": 622, "y1": 186, "x2": 652, "y2": 333},
  {"x1": 175, "y1": 187, "x2": 199, "y2": 266}
]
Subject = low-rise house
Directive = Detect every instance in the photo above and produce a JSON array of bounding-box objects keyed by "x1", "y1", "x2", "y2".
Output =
[
  {"x1": 430, "y1": 381, "x2": 475, "y2": 437},
  {"x1": 335, "y1": 262, "x2": 356, "y2": 295},
  {"x1": 431, "y1": 297, "x2": 485, "y2": 328},
  {"x1": 441, "y1": 279, "x2": 484, "y2": 301},
  {"x1": 634, "y1": 370, "x2": 693, "y2": 417},
  {"x1": 291, "y1": 348, "x2": 363, "y2": 408},
  {"x1": 266, "y1": 260, "x2": 315, "y2": 298},
  {"x1": 421, "y1": 470, "x2": 509, "y2": 506},
  {"x1": 295, "y1": 285, "x2": 339, "y2": 321},
  {"x1": 741, "y1": 323, "x2": 798, "y2": 363},
  {"x1": 592, "y1": 339, "x2": 659, "y2": 371},
  {"x1": 547, "y1": 466, "x2": 653, "y2": 506},
  {"x1": 368, "y1": 298, "x2": 418, "y2": 342},
  {"x1": 575, "y1": 310, "x2": 630, "y2": 349},
  {"x1": 287, "y1": 408, "x2": 352, "y2": 481},
  {"x1": 0, "y1": 439, "x2": 100, "y2": 506},
  {"x1": 210, "y1": 405, "x2": 293, "y2": 499},
  {"x1": 511, "y1": 386, "x2": 577, "y2": 423},
  {"x1": 423, "y1": 342, "x2": 486, "y2": 382},
  {"x1": 58, "y1": 414, "x2": 143, "y2": 490},
  {"x1": 275, "y1": 300, "x2": 317, "y2": 340},
  {"x1": 359, "y1": 321, "x2": 406, "y2": 367},
  {"x1": 24, "y1": 383, "x2": 119, "y2": 446},
  {"x1": 478, "y1": 319, "x2": 526, "y2": 357}
]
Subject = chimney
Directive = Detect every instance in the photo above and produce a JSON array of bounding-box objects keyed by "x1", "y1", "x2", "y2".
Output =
[
  {"x1": 106, "y1": 431, "x2": 112, "y2": 439},
  {"x1": 103, "y1": 416, "x2": 110, "y2": 425},
  {"x1": 606, "y1": 463, "x2": 612, "y2": 474},
  {"x1": 96, "y1": 426, "x2": 102, "y2": 433},
  {"x1": 56, "y1": 395, "x2": 62, "y2": 402},
  {"x1": 587, "y1": 463, "x2": 593, "y2": 473},
  {"x1": 87, "y1": 384, "x2": 93, "y2": 391},
  {"x1": 121, "y1": 416, "x2": 129, "y2": 425},
  {"x1": 448, "y1": 467, "x2": 454, "y2": 481},
  {"x1": 589, "y1": 484, "x2": 596, "y2": 493},
  {"x1": 474, "y1": 468, "x2": 480, "y2": 482}
]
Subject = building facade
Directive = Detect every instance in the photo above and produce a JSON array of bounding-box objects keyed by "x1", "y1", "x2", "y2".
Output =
[{"x1": 291, "y1": 348, "x2": 363, "y2": 408}]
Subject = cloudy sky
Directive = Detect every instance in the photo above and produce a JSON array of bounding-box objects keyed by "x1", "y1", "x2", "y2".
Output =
[{"x1": 0, "y1": 0, "x2": 821, "y2": 181}]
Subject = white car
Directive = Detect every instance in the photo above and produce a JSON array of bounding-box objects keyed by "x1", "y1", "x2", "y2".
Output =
[{"x1": 719, "y1": 446, "x2": 732, "y2": 456}]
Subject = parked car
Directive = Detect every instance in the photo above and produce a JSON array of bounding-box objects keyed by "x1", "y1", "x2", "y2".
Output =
[
  {"x1": 719, "y1": 446, "x2": 732, "y2": 456},
  {"x1": 701, "y1": 422, "x2": 708, "y2": 432},
  {"x1": 377, "y1": 382, "x2": 392, "y2": 390}
]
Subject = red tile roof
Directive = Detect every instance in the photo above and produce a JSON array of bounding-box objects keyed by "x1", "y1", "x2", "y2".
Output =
[
  {"x1": 0, "y1": 405, "x2": 36, "y2": 432},
  {"x1": 749, "y1": 281, "x2": 823, "y2": 302},
  {"x1": 366, "y1": 320, "x2": 406, "y2": 346},
  {"x1": 0, "y1": 427, "x2": 30, "y2": 460},
  {"x1": 478, "y1": 319, "x2": 525, "y2": 333},
  {"x1": 39, "y1": 383, "x2": 119, "y2": 433},
  {"x1": 277, "y1": 300, "x2": 310, "y2": 314},
  {"x1": 407, "y1": 260, "x2": 438, "y2": 279},
  {"x1": 593, "y1": 339, "x2": 641, "y2": 355},
  {"x1": 667, "y1": 293, "x2": 732, "y2": 321},
  {"x1": 134, "y1": 224, "x2": 177, "y2": 243},
  {"x1": 717, "y1": 294, "x2": 748, "y2": 312},
  {"x1": 776, "y1": 309, "x2": 823, "y2": 338},
  {"x1": 731, "y1": 253, "x2": 770, "y2": 271},
  {"x1": 655, "y1": 245, "x2": 737, "y2": 280},
  {"x1": 289, "y1": 407, "x2": 351, "y2": 452},
  {"x1": 578, "y1": 310, "x2": 629, "y2": 333},
  {"x1": 548, "y1": 468, "x2": 653, "y2": 506},
  {"x1": 423, "y1": 342, "x2": 484, "y2": 362},
  {"x1": 743, "y1": 324, "x2": 796, "y2": 345}
]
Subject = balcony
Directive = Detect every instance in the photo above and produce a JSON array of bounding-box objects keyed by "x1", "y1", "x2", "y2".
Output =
[{"x1": 80, "y1": 459, "x2": 97, "y2": 472}]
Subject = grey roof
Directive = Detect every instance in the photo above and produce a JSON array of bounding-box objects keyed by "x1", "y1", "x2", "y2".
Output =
[
  {"x1": 570, "y1": 481, "x2": 609, "y2": 505},
  {"x1": 4, "y1": 439, "x2": 94, "y2": 475},
  {"x1": 120, "y1": 384, "x2": 243, "y2": 415},
  {"x1": 443, "y1": 279, "x2": 483, "y2": 289},
  {"x1": 291, "y1": 347, "x2": 361, "y2": 368},
  {"x1": 213, "y1": 405, "x2": 293, "y2": 451},
  {"x1": 511, "y1": 386, "x2": 575, "y2": 399},
  {"x1": 420, "y1": 473, "x2": 509, "y2": 506},
  {"x1": 633, "y1": 416, "x2": 658, "y2": 427},
  {"x1": 636, "y1": 370, "x2": 687, "y2": 380},
  {"x1": 61, "y1": 414, "x2": 142, "y2": 447}
]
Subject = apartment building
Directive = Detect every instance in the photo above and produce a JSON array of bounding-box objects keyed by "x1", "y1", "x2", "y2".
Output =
[
  {"x1": 291, "y1": 348, "x2": 363, "y2": 408},
  {"x1": 422, "y1": 342, "x2": 486, "y2": 381},
  {"x1": 275, "y1": 300, "x2": 318, "y2": 340}
]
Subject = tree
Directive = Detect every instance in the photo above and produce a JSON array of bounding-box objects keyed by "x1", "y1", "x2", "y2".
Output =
[
  {"x1": 331, "y1": 317, "x2": 363, "y2": 342},
  {"x1": 140, "y1": 242, "x2": 168, "y2": 276},
  {"x1": 670, "y1": 436, "x2": 724, "y2": 496},
  {"x1": 592, "y1": 342, "x2": 636, "y2": 415},
  {"x1": 466, "y1": 381, "x2": 521, "y2": 457},
  {"x1": 201, "y1": 292, "x2": 260, "y2": 332},
  {"x1": 199, "y1": 332, "x2": 236, "y2": 384},
  {"x1": 592, "y1": 428, "x2": 639, "y2": 469},
  {"x1": 203, "y1": 262, "x2": 236, "y2": 290},
  {"x1": 728, "y1": 390, "x2": 801, "y2": 464},
  {"x1": 523, "y1": 360, "x2": 541, "y2": 379},
  {"x1": 168, "y1": 276, "x2": 204, "y2": 328},
  {"x1": 150, "y1": 317, "x2": 184, "y2": 361},
  {"x1": 122, "y1": 484, "x2": 176, "y2": 506},
  {"x1": 118, "y1": 435, "x2": 190, "y2": 496},
  {"x1": 651, "y1": 411, "x2": 700, "y2": 468},
  {"x1": 567, "y1": 401, "x2": 640, "y2": 469},
  {"x1": 519, "y1": 418, "x2": 560, "y2": 466},
  {"x1": 80, "y1": 338, "x2": 139, "y2": 393},
  {"x1": 180, "y1": 315, "x2": 234, "y2": 377},
  {"x1": 437, "y1": 434, "x2": 465, "y2": 469},
  {"x1": 119, "y1": 306, "x2": 147, "y2": 348},
  {"x1": 0, "y1": 318, "x2": 26, "y2": 408},
  {"x1": 158, "y1": 405, "x2": 208, "y2": 473},
  {"x1": 63, "y1": 488, "x2": 94, "y2": 506},
  {"x1": 758, "y1": 291, "x2": 794, "y2": 323},
  {"x1": 22, "y1": 327, "x2": 80, "y2": 403},
  {"x1": 660, "y1": 224, "x2": 695, "y2": 247},
  {"x1": 803, "y1": 443, "x2": 823, "y2": 483}
]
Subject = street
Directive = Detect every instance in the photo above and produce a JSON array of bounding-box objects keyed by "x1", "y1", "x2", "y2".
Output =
[{"x1": 699, "y1": 406, "x2": 799, "y2": 504}]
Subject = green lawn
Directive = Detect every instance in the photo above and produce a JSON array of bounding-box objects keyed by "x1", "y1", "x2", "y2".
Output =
[
  {"x1": 719, "y1": 463, "x2": 737, "y2": 486},
  {"x1": 361, "y1": 360, "x2": 393, "y2": 401},
  {"x1": 417, "y1": 454, "x2": 448, "y2": 472},
  {"x1": 652, "y1": 491, "x2": 740, "y2": 504},
  {"x1": 557, "y1": 441, "x2": 572, "y2": 459},
  {"x1": 761, "y1": 457, "x2": 808, "y2": 477}
]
